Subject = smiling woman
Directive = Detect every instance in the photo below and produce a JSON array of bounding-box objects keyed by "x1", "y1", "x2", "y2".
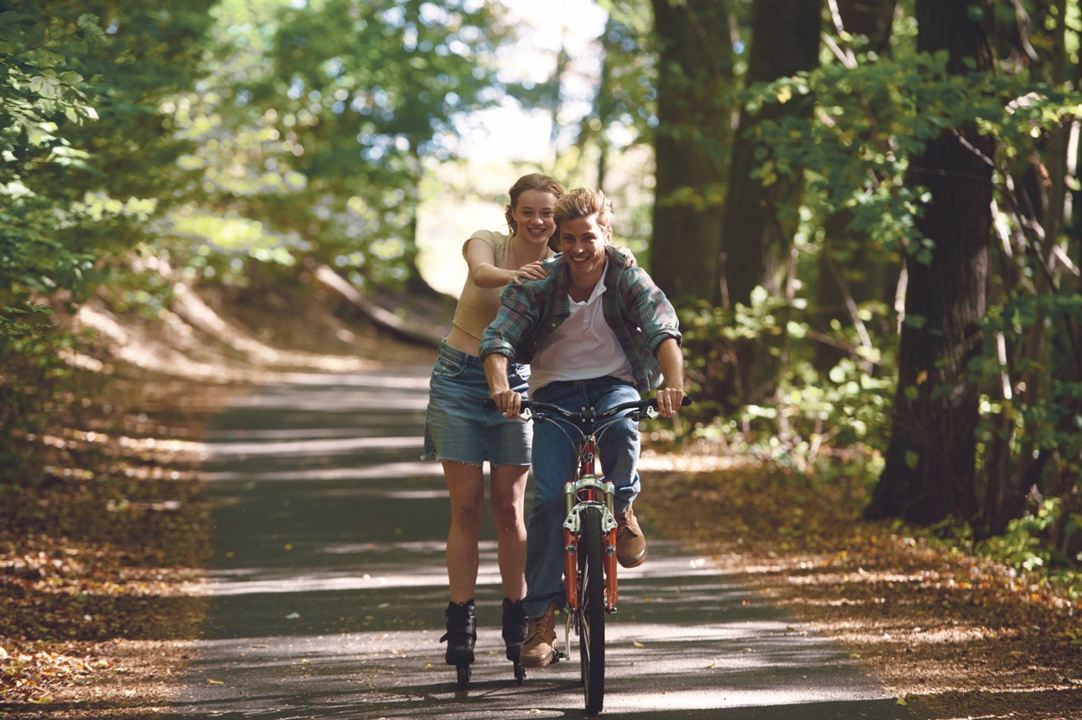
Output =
[{"x1": 420, "y1": 172, "x2": 565, "y2": 687}]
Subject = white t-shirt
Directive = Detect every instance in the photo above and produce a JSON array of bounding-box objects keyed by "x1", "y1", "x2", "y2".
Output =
[{"x1": 528, "y1": 263, "x2": 634, "y2": 392}]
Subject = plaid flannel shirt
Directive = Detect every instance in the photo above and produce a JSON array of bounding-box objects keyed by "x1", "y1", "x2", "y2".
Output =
[{"x1": 480, "y1": 246, "x2": 681, "y2": 392}]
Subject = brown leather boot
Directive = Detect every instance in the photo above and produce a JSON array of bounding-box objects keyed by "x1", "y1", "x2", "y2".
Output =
[
  {"x1": 615, "y1": 504, "x2": 647, "y2": 568},
  {"x1": 520, "y1": 602, "x2": 559, "y2": 668}
]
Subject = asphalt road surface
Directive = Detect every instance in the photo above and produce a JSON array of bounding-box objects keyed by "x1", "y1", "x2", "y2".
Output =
[{"x1": 166, "y1": 368, "x2": 918, "y2": 720}]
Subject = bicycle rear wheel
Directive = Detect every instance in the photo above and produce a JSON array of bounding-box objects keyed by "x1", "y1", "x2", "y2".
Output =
[{"x1": 578, "y1": 505, "x2": 606, "y2": 715}]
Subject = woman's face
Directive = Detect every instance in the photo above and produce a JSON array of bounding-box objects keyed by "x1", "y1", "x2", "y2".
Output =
[
  {"x1": 558, "y1": 213, "x2": 610, "y2": 281},
  {"x1": 511, "y1": 189, "x2": 558, "y2": 245}
]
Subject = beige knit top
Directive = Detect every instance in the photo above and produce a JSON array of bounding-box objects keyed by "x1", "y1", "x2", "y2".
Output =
[{"x1": 451, "y1": 230, "x2": 553, "y2": 339}]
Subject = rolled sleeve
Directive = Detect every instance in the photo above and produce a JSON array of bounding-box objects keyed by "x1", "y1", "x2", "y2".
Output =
[
  {"x1": 647, "y1": 323, "x2": 681, "y2": 353},
  {"x1": 626, "y1": 267, "x2": 681, "y2": 350},
  {"x1": 480, "y1": 282, "x2": 537, "y2": 359},
  {"x1": 479, "y1": 327, "x2": 517, "y2": 359}
]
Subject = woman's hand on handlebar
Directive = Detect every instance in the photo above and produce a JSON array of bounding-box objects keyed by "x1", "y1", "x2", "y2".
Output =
[
  {"x1": 655, "y1": 387, "x2": 685, "y2": 418},
  {"x1": 491, "y1": 388, "x2": 523, "y2": 418}
]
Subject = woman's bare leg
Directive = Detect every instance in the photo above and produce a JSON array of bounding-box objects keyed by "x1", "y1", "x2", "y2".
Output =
[
  {"x1": 490, "y1": 464, "x2": 528, "y2": 600},
  {"x1": 444, "y1": 461, "x2": 485, "y2": 602}
]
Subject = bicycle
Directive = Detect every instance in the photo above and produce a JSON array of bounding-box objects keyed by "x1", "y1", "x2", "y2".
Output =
[{"x1": 517, "y1": 395, "x2": 690, "y2": 715}]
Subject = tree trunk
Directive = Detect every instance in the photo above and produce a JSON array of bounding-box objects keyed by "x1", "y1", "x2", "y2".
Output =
[
  {"x1": 717, "y1": 0, "x2": 821, "y2": 405},
  {"x1": 814, "y1": 0, "x2": 898, "y2": 372},
  {"x1": 1044, "y1": 0, "x2": 1069, "y2": 246},
  {"x1": 866, "y1": 0, "x2": 995, "y2": 524},
  {"x1": 649, "y1": 0, "x2": 733, "y2": 304}
]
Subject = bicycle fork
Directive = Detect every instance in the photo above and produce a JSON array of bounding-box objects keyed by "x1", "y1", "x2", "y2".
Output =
[{"x1": 562, "y1": 436, "x2": 620, "y2": 613}]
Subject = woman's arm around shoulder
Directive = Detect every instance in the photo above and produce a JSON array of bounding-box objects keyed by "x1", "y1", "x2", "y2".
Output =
[
  {"x1": 464, "y1": 233, "x2": 513, "y2": 288},
  {"x1": 465, "y1": 232, "x2": 548, "y2": 289}
]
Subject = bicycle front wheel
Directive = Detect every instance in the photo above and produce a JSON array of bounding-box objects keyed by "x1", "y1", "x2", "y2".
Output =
[{"x1": 578, "y1": 505, "x2": 606, "y2": 715}]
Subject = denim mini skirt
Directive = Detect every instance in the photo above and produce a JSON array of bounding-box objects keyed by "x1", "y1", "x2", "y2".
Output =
[{"x1": 422, "y1": 341, "x2": 532, "y2": 466}]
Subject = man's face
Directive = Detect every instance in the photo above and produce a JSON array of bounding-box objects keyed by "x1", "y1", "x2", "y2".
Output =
[{"x1": 558, "y1": 213, "x2": 610, "y2": 281}]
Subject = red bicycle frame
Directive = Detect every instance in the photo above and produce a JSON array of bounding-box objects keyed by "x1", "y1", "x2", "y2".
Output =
[
  {"x1": 510, "y1": 397, "x2": 683, "y2": 614},
  {"x1": 562, "y1": 433, "x2": 619, "y2": 613}
]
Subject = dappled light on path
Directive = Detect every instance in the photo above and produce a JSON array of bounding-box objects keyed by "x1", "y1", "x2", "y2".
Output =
[
  {"x1": 203, "y1": 461, "x2": 444, "y2": 483},
  {"x1": 174, "y1": 618, "x2": 900, "y2": 719},
  {"x1": 164, "y1": 370, "x2": 912, "y2": 719},
  {"x1": 203, "y1": 434, "x2": 423, "y2": 460}
]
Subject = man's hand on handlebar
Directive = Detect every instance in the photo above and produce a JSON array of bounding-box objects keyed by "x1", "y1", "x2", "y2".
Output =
[
  {"x1": 490, "y1": 388, "x2": 523, "y2": 418},
  {"x1": 655, "y1": 387, "x2": 685, "y2": 418}
]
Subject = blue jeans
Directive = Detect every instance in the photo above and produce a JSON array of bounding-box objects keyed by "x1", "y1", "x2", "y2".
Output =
[{"x1": 523, "y1": 376, "x2": 641, "y2": 619}]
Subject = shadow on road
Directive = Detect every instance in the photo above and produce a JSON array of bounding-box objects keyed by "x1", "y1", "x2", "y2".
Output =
[{"x1": 81, "y1": 369, "x2": 916, "y2": 719}]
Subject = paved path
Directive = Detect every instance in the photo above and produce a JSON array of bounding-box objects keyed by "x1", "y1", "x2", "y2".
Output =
[{"x1": 168, "y1": 369, "x2": 916, "y2": 719}]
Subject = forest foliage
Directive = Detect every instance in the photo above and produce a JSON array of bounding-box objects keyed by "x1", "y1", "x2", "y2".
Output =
[{"x1": 1, "y1": 0, "x2": 1080, "y2": 593}]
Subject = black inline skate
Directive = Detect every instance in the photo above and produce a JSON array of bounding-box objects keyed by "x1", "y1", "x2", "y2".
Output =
[
  {"x1": 502, "y1": 597, "x2": 528, "y2": 684},
  {"x1": 440, "y1": 599, "x2": 476, "y2": 689}
]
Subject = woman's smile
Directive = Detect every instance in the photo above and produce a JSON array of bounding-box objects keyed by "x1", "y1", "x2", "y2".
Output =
[{"x1": 512, "y1": 189, "x2": 557, "y2": 245}]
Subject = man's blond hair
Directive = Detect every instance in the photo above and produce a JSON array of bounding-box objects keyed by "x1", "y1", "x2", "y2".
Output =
[{"x1": 554, "y1": 188, "x2": 614, "y2": 233}]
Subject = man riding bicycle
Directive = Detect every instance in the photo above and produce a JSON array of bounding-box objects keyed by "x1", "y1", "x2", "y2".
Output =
[{"x1": 482, "y1": 187, "x2": 686, "y2": 668}]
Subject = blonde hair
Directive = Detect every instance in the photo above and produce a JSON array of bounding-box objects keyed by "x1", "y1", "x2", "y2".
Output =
[
  {"x1": 553, "y1": 187, "x2": 614, "y2": 233},
  {"x1": 505, "y1": 173, "x2": 564, "y2": 234}
]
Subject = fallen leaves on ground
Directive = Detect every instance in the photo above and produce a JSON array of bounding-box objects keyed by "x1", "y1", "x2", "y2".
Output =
[
  {"x1": 1, "y1": 280, "x2": 436, "y2": 713},
  {"x1": 642, "y1": 463, "x2": 1082, "y2": 720},
  {"x1": 0, "y1": 369, "x2": 225, "y2": 707}
]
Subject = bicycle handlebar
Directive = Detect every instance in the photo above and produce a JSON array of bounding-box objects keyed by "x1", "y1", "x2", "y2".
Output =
[
  {"x1": 518, "y1": 395, "x2": 691, "y2": 423},
  {"x1": 485, "y1": 395, "x2": 691, "y2": 447}
]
